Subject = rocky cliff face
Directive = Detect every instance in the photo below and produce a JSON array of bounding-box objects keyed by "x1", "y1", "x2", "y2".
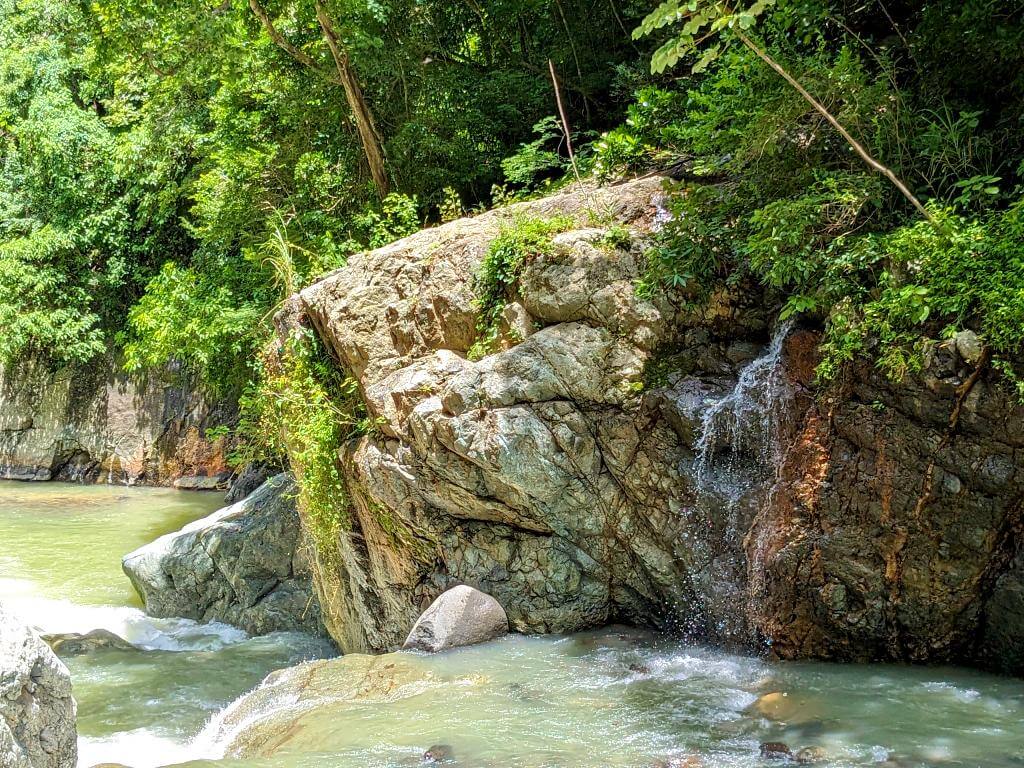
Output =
[
  {"x1": 752, "y1": 335, "x2": 1024, "y2": 671},
  {"x1": 0, "y1": 356, "x2": 233, "y2": 486},
  {"x1": 278, "y1": 178, "x2": 1024, "y2": 675}
]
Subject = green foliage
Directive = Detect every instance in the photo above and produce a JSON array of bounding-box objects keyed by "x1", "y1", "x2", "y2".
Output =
[
  {"x1": 236, "y1": 327, "x2": 372, "y2": 552},
  {"x1": 1, "y1": 0, "x2": 650, "y2": 379},
  {"x1": 0, "y1": 227, "x2": 105, "y2": 364},
  {"x1": 121, "y1": 263, "x2": 261, "y2": 392},
  {"x1": 470, "y1": 215, "x2": 572, "y2": 359},
  {"x1": 638, "y1": 184, "x2": 742, "y2": 298},
  {"x1": 354, "y1": 193, "x2": 421, "y2": 249},
  {"x1": 626, "y1": 0, "x2": 1024, "y2": 392},
  {"x1": 501, "y1": 117, "x2": 568, "y2": 188},
  {"x1": 633, "y1": 0, "x2": 777, "y2": 74},
  {"x1": 439, "y1": 187, "x2": 463, "y2": 223},
  {"x1": 0, "y1": 0, "x2": 191, "y2": 365},
  {"x1": 593, "y1": 87, "x2": 689, "y2": 180}
]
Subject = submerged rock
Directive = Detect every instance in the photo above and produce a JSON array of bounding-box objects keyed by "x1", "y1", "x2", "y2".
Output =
[
  {"x1": 0, "y1": 605, "x2": 77, "y2": 768},
  {"x1": 794, "y1": 747, "x2": 827, "y2": 764},
  {"x1": 760, "y1": 742, "x2": 792, "y2": 760},
  {"x1": 42, "y1": 630, "x2": 135, "y2": 657},
  {"x1": 403, "y1": 585, "x2": 508, "y2": 653},
  {"x1": 422, "y1": 744, "x2": 454, "y2": 763},
  {"x1": 205, "y1": 653, "x2": 448, "y2": 758},
  {"x1": 122, "y1": 474, "x2": 324, "y2": 636},
  {"x1": 653, "y1": 756, "x2": 704, "y2": 768}
]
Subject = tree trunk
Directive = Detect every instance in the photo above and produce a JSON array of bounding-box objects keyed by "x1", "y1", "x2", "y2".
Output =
[{"x1": 315, "y1": 2, "x2": 390, "y2": 197}]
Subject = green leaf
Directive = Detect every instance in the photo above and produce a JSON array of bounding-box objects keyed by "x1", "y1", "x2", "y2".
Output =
[{"x1": 691, "y1": 42, "x2": 721, "y2": 74}]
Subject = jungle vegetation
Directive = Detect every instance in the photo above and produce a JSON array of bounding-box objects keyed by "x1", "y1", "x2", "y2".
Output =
[{"x1": 2, "y1": 0, "x2": 1024, "y2": 408}]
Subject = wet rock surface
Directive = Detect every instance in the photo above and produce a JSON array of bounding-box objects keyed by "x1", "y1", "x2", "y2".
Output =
[
  {"x1": 751, "y1": 336, "x2": 1024, "y2": 673},
  {"x1": 0, "y1": 605, "x2": 77, "y2": 768},
  {"x1": 403, "y1": 585, "x2": 508, "y2": 652},
  {"x1": 122, "y1": 474, "x2": 325, "y2": 636},
  {"x1": 42, "y1": 630, "x2": 136, "y2": 657}
]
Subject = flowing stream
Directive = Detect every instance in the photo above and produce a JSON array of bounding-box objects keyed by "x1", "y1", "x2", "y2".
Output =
[
  {"x1": 0, "y1": 481, "x2": 334, "y2": 767},
  {"x1": 3, "y1": 481, "x2": 1024, "y2": 768}
]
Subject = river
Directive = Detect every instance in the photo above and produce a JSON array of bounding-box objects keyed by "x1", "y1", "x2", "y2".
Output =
[{"x1": 2, "y1": 481, "x2": 1024, "y2": 768}]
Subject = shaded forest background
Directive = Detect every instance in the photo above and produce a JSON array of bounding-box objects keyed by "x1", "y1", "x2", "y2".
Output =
[{"x1": 3, "y1": 0, "x2": 1024, "y2": 409}]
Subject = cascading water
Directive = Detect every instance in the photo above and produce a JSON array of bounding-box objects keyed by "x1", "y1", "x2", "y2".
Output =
[
  {"x1": 688, "y1": 320, "x2": 795, "y2": 643},
  {"x1": 694, "y1": 319, "x2": 795, "y2": 504}
]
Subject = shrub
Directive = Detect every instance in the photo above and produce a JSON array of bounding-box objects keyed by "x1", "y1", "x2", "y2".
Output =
[{"x1": 470, "y1": 215, "x2": 572, "y2": 359}]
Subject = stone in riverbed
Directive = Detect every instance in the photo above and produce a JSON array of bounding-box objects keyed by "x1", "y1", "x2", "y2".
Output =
[
  {"x1": 422, "y1": 744, "x2": 454, "y2": 763},
  {"x1": 760, "y1": 742, "x2": 793, "y2": 760},
  {"x1": 0, "y1": 605, "x2": 77, "y2": 768},
  {"x1": 122, "y1": 473, "x2": 325, "y2": 636},
  {"x1": 42, "y1": 630, "x2": 136, "y2": 657},
  {"x1": 403, "y1": 585, "x2": 509, "y2": 653},
  {"x1": 795, "y1": 747, "x2": 827, "y2": 764}
]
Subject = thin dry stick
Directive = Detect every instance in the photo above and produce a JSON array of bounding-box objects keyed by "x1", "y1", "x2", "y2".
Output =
[
  {"x1": 732, "y1": 27, "x2": 932, "y2": 223},
  {"x1": 548, "y1": 59, "x2": 584, "y2": 191}
]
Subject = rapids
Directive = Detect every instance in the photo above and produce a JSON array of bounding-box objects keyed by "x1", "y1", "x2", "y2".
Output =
[{"x1": 2, "y1": 481, "x2": 1024, "y2": 768}]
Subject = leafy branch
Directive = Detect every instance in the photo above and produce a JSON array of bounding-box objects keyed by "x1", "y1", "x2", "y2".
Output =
[{"x1": 633, "y1": 0, "x2": 933, "y2": 223}]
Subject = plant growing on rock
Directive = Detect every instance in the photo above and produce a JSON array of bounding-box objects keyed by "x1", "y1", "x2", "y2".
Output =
[{"x1": 470, "y1": 215, "x2": 572, "y2": 359}]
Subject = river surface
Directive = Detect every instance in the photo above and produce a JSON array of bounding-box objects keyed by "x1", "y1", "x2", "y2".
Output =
[{"x1": 2, "y1": 482, "x2": 1024, "y2": 768}]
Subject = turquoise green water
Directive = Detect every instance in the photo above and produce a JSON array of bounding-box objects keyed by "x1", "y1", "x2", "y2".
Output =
[
  {"x1": 0, "y1": 481, "x2": 334, "y2": 767},
  {"x1": 2, "y1": 481, "x2": 1024, "y2": 768}
]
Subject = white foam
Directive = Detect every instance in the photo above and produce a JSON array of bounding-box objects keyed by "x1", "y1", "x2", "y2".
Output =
[
  {"x1": 1, "y1": 586, "x2": 248, "y2": 651},
  {"x1": 78, "y1": 729, "x2": 200, "y2": 768}
]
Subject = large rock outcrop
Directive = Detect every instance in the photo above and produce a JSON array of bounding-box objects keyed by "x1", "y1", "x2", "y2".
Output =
[
  {"x1": 752, "y1": 337, "x2": 1024, "y2": 670},
  {"x1": 0, "y1": 605, "x2": 77, "y2": 768},
  {"x1": 0, "y1": 356, "x2": 232, "y2": 485},
  {"x1": 122, "y1": 474, "x2": 325, "y2": 636},
  {"x1": 279, "y1": 177, "x2": 1024, "y2": 675}
]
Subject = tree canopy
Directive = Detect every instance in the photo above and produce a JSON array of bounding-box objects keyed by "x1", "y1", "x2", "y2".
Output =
[{"x1": 3, "y1": 0, "x2": 1024, "y2": 400}]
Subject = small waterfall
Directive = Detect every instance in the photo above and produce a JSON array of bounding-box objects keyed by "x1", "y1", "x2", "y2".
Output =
[
  {"x1": 694, "y1": 319, "x2": 795, "y2": 504},
  {"x1": 689, "y1": 319, "x2": 795, "y2": 644}
]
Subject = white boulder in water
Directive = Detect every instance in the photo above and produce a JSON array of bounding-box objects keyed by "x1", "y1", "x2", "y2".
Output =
[
  {"x1": 0, "y1": 604, "x2": 77, "y2": 768},
  {"x1": 403, "y1": 585, "x2": 508, "y2": 653}
]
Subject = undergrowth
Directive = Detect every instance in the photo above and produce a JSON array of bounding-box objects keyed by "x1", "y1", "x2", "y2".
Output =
[
  {"x1": 469, "y1": 215, "x2": 572, "y2": 359},
  {"x1": 234, "y1": 327, "x2": 376, "y2": 554},
  {"x1": 600, "y1": 29, "x2": 1024, "y2": 394}
]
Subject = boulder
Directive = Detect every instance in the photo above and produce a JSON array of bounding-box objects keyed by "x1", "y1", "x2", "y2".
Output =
[
  {"x1": 0, "y1": 605, "x2": 77, "y2": 768},
  {"x1": 225, "y1": 462, "x2": 277, "y2": 504},
  {"x1": 42, "y1": 630, "x2": 136, "y2": 657},
  {"x1": 122, "y1": 474, "x2": 325, "y2": 636},
  {"x1": 403, "y1": 586, "x2": 509, "y2": 653},
  {"x1": 760, "y1": 743, "x2": 792, "y2": 760}
]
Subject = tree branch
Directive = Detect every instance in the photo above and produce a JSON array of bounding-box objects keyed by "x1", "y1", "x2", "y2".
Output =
[
  {"x1": 732, "y1": 27, "x2": 932, "y2": 223},
  {"x1": 248, "y1": 0, "x2": 336, "y2": 81}
]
